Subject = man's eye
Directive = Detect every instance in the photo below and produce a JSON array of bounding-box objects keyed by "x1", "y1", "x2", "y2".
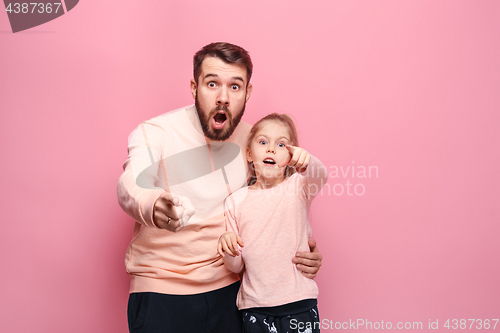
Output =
[
  {"x1": 208, "y1": 82, "x2": 216, "y2": 88},
  {"x1": 231, "y1": 84, "x2": 240, "y2": 90}
]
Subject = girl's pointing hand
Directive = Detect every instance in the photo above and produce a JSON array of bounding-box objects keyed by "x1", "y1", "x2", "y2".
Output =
[{"x1": 279, "y1": 145, "x2": 311, "y2": 172}]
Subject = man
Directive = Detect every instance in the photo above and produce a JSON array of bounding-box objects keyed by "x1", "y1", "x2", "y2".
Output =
[{"x1": 117, "y1": 42, "x2": 322, "y2": 332}]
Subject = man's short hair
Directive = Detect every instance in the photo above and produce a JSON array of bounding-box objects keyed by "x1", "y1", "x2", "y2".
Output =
[{"x1": 193, "y1": 42, "x2": 253, "y2": 85}]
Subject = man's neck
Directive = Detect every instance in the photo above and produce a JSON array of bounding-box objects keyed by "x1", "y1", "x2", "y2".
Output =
[{"x1": 187, "y1": 106, "x2": 204, "y2": 135}]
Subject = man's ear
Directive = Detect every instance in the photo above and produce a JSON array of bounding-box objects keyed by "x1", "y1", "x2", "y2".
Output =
[
  {"x1": 190, "y1": 79, "x2": 197, "y2": 99},
  {"x1": 245, "y1": 83, "x2": 253, "y2": 102},
  {"x1": 246, "y1": 147, "x2": 252, "y2": 163}
]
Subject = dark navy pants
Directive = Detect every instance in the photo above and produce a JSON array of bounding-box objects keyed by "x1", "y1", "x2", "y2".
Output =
[
  {"x1": 127, "y1": 281, "x2": 242, "y2": 333},
  {"x1": 242, "y1": 302, "x2": 320, "y2": 333}
]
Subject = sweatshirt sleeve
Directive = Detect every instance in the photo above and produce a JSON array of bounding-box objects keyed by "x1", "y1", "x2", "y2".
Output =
[
  {"x1": 221, "y1": 195, "x2": 245, "y2": 273},
  {"x1": 117, "y1": 122, "x2": 166, "y2": 228},
  {"x1": 299, "y1": 155, "x2": 328, "y2": 201}
]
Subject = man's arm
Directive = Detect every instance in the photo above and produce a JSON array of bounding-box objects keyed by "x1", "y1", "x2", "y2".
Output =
[{"x1": 117, "y1": 122, "x2": 183, "y2": 232}]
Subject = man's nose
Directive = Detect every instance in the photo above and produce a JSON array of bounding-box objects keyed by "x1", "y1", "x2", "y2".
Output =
[{"x1": 217, "y1": 88, "x2": 229, "y2": 106}]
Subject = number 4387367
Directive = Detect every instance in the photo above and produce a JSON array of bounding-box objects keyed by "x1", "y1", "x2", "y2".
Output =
[
  {"x1": 6, "y1": 3, "x2": 62, "y2": 14},
  {"x1": 444, "y1": 319, "x2": 499, "y2": 329}
]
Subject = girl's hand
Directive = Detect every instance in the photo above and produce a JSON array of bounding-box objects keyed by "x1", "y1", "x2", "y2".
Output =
[
  {"x1": 279, "y1": 145, "x2": 311, "y2": 173},
  {"x1": 217, "y1": 232, "x2": 244, "y2": 257}
]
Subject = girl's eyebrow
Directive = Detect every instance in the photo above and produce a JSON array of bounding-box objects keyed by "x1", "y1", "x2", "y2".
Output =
[
  {"x1": 256, "y1": 134, "x2": 290, "y2": 142},
  {"x1": 275, "y1": 136, "x2": 290, "y2": 142}
]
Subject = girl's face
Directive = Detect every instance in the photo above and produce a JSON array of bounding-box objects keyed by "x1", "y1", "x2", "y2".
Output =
[{"x1": 247, "y1": 121, "x2": 291, "y2": 184}]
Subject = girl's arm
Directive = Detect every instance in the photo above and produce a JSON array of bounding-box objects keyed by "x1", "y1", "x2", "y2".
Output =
[
  {"x1": 280, "y1": 146, "x2": 327, "y2": 277},
  {"x1": 300, "y1": 155, "x2": 328, "y2": 200},
  {"x1": 220, "y1": 196, "x2": 245, "y2": 273}
]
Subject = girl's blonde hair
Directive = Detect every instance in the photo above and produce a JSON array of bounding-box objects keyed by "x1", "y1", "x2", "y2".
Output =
[{"x1": 247, "y1": 113, "x2": 300, "y2": 185}]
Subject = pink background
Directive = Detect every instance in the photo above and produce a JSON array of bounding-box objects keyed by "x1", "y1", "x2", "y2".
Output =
[{"x1": 1, "y1": 0, "x2": 499, "y2": 332}]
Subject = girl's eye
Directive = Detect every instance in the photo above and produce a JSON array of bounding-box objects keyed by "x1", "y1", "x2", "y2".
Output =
[
  {"x1": 259, "y1": 140, "x2": 267, "y2": 145},
  {"x1": 231, "y1": 84, "x2": 239, "y2": 91},
  {"x1": 208, "y1": 82, "x2": 216, "y2": 88},
  {"x1": 278, "y1": 142, "x2": 285, "y2": 148}
]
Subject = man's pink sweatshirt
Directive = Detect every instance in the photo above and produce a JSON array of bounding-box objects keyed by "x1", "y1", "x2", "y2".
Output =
[{"x1": 117, "y1": 105, "x2": 251, "y2": 295}]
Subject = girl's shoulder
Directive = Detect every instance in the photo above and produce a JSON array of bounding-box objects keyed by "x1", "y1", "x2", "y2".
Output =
[{"x1": 225, "y1": 186, "x2": 250, "y2": 209}]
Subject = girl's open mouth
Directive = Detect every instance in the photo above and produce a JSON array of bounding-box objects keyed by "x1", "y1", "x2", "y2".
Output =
[
  {"x1": 212, "y1": 111, "x2": 227, "y2": 129},
  {"x1": 263, "y1": 158, "x2": 276, "y2": 165}
]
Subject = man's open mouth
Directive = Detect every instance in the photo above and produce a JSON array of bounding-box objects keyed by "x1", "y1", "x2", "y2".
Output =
[
  {"x1": 263, "y1": 158, "x2": 276, "y2": 165},
  {"x1": 212, "y1": 111, "x2": 227, "y2": 129}
]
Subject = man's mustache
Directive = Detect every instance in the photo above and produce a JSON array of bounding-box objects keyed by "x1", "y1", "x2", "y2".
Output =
[
  {"x1": 215, "y1": 105, "x2": 229, "y2": 112},
  {"x1": 210, "y1": 105, "x2": 231, "y2": 119}
]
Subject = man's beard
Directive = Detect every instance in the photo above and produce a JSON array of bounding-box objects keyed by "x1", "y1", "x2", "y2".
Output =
[{"x1": 195, "y1": 94, "x2": 245, "y2": 141}]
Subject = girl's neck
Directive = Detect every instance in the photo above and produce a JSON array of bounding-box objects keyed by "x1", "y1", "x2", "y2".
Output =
[{"x1": 250, "y1": 176, "x2": 286, "y2": 190}]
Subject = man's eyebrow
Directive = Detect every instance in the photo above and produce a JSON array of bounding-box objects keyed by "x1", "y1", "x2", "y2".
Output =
[
  {"x1": 203, "y1": 73, "x2": 245, "y2": 83},
  {"x1": 203, "y1": 73, "x2": 218, "y2": 80},
  {"x1": 231, "y1": 76, "x2": 245, "y2": 83}
]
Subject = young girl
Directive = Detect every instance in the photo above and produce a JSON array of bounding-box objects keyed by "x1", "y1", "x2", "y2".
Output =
[{"x1": 217, "y1": 113, "x2": 328, "y2": 333}]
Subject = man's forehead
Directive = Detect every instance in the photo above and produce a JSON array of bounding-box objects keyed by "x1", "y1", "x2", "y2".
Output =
[{"x1": 200, "y1": 57, "x2": 247, "y2": 82}]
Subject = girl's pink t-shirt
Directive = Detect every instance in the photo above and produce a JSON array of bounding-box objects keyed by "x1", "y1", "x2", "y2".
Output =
[{"x1": 223, "y1": 156, "x2": 328, "y2": 309}]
